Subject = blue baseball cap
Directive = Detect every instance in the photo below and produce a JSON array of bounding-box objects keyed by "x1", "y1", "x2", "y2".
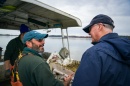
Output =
[
  {"x1": 83, "y1": 14, "x2": 115, "y2": 33},
  {"x1": 20, "y1": 24, "x2": 30, "y2": 33},
  {"x1": 22, "y1": 31, "x2": 48, "y2": 44}
]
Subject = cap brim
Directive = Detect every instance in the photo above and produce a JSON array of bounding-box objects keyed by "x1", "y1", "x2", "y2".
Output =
[
  {"x1": 83, "y1": 24, "x2": 93, "y2": 33},
  {"x1": 35, "y1": 34, "x2": 48, "y2": 40}
]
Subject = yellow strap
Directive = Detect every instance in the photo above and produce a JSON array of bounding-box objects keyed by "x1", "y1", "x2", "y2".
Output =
[
  {"x1": 11, "y1": 70, "x2": 14, "y2": 77},
  {"x1": 16, "y1": 72, "x2": 20, "y2": 81},
  {"x1": 18, "y1": 50, "x2": 23, "y2": 59}
]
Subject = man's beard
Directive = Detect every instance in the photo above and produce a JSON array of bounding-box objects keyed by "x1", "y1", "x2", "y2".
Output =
[{"x1": 31, "y1": 42, "x2": 44, "y2": 53}]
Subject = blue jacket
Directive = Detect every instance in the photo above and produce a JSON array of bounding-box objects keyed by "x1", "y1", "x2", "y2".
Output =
[{"x1": 72, "y1": 33, "x2": 130, "y2": 86}]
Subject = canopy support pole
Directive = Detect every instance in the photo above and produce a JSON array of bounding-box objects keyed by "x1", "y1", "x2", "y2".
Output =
[
  {"x1": 61, "y1": 28, "x2": 65, "y2": 48},
  {"x1": 66, "y1": 28, "x2": 71, "y2": 59}
]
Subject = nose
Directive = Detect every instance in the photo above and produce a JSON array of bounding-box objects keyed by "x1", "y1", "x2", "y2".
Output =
[{"x1": 41, "y1": 40, "x2": 45, "y2": 44}]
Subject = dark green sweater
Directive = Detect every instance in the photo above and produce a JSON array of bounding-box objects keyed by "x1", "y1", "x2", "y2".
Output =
[{"x1": 18, "y1": 47, "x2": 64, "y2": 86}]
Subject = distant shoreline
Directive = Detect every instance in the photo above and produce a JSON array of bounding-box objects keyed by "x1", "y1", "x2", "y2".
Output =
[
  {"x1": 0, "y1": 34, "x2": 91, "y2": 38},
  {"x1": 0, "y1": 34, "x2": 130, "y2": 39}
]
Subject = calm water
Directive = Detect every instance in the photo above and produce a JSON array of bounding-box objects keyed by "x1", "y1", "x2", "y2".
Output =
[{"x1": 0, "y1": 36, "x2": 93, "y2": 61}]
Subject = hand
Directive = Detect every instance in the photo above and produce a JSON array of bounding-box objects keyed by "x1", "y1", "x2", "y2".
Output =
[
  {"x1": 4, "y1": 69, "x2": 11, "y2": 78},
  {"x1": 63, "y1": 74, "x2": 73, "y2": 86}
]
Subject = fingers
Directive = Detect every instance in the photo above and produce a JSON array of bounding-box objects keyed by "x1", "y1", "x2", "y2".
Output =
[
  {"x1": 64, "y1": 73, "x2": 73, "y2": 81},
  {"x1": 63, "y1": 75, "x2": 73, "y2": 86}
]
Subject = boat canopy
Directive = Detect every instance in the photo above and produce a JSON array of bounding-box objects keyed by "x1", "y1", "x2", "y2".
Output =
[{"x1": 0, "y1": 0, "x2": 82, "y2": 30}]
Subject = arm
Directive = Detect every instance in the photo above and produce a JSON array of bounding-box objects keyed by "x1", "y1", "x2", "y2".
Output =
[
  {"x1": 63, "y1": 74, "x2": 73, "y2": 86},
  {"x1": 4, "y1": 60, "x2": 11, "y2": 78},
  {"x1": 31, "y1": 62, "x2": 64, "y2": 86},
  {"x1": 4, "y1": 39, "x2": 16, "y2": 78},
  {"x1": 4, "y1": 39, "x2": 16, "y2": 68},
  {"x1": 4, "y1": 60, "x2": 11, "y2": 70},
  {"x1": 72, "y1": 49, "x2": 102, "y2": 86}
]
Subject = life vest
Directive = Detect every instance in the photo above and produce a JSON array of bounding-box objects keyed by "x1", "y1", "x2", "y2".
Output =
[{"x1": 10, "y1": 51, "x2": 23, "y2": 86}]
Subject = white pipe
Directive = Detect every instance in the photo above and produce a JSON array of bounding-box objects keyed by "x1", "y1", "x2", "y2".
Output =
[
  {"x1": 61, "y1": 29, "x2": 65, "y2": 47},
  {"x1": 66, "y1": 28, "x2": 71, "y2": 58}
]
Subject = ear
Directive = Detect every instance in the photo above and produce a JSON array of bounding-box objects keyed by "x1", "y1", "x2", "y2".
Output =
[
  {"x1": 26, "y1": 41, "x2": 32, "y2": 47},
  {"x1": 98, "y1": 23, "x2": 104, "y2": 32},
  {"x1": 20, "y1": 33, "x2": 24, "y2": 40}
]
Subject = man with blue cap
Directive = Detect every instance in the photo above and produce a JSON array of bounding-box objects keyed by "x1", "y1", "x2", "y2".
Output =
[
  {"x1": 72, "y1": 14, "x2": 130, "y2": 86},
  {"x1": 18, "y1": 31, "x2": 72, "y2": 86},
  {"x1": 4, "y1": 24, "x2": 30, "y2": 80}
]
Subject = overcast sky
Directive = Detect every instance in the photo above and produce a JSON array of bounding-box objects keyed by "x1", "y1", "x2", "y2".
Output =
[
  {"x1": 39, "y1": 0, "x2": 130, "y2": 36},
  {"x1": 0, "y1": 0, "x2": 130, "y2": 36}
]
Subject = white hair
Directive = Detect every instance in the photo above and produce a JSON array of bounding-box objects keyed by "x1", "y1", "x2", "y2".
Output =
[{"x1": 104, "y1": 24, "x2": 114, "y2": 30}]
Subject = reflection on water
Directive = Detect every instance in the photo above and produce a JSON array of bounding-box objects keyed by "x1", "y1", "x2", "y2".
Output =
[{"x1": 0, "y1": 36, "x2": 93, "y2": 61}]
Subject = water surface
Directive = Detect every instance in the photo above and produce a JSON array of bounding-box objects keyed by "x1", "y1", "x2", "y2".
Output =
[{"x1": 0, "y1": 36, "x2": 93, "y2": 61}]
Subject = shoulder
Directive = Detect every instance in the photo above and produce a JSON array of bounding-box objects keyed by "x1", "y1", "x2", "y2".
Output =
[
  {"x1": 8, "y1": 36, "x2": 19, "y2": 44},
  {"x1": 18, "y1": 55, "x2": 49, "y2": 72},
  {"x1": 22, "y1": 55, "x2": 44, "y2": 62},
  {"x1": 89, "y1": 42, "x2": 113, "y2": 53},
  {"x1": 19, "y1": 55, "x2": 46, "y2": 68},
  {"x1": 82, "y1": 42, "x2": 113, "y2": 61}
]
